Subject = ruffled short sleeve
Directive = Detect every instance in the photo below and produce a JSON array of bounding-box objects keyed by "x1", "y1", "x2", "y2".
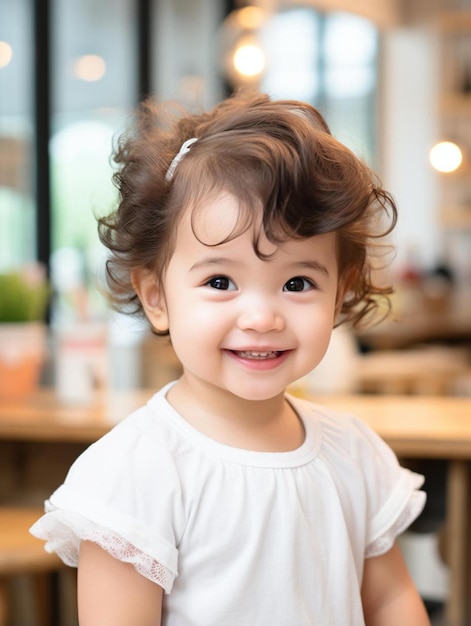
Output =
[
  {"x1": 347, "y1": 415, "x2": 426, "y2": 558},
  {"x1": 30, "y1": 409, "x2": 185, "y2": 593}
]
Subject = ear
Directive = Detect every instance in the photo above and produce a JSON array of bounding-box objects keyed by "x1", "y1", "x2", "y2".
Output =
[{"x1": 132, "y1": 269, "x2": 169, "y2": 333}]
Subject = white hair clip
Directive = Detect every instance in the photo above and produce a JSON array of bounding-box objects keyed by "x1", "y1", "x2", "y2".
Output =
[{"x1": 165, "y1": 137, "x2": 198, "y2": 182}]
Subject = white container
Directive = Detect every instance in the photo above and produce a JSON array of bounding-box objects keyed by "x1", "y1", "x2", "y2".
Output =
[{"x1": 55, "y1": 322, "x2": 108, "y2": 404}]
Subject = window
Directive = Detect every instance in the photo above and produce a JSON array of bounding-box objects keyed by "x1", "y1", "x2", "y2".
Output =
[
  {"x1": 0, "y1": 0, "x2": 34, "y2": 270},
  {"x1": 322, "y1": 12, "x2": 378, "y2": 164},
  {"x1": 0, "y1": 0, "x2": 141, "y2": 322},
  {"x1": 50, "y1": 0, "x2": 137, "y2": 320},
  {"x1": 261, "y1": 9, "x2": 379, "y2": 165}
]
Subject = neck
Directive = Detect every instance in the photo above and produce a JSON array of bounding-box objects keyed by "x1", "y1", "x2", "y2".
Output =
[{"x1": 166, "y1": 377, "x2": 304, "y2": 452}]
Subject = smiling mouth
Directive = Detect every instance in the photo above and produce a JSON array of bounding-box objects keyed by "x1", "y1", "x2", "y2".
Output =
[{"x1": 232, "y1": 350, "x2": 282, "y2": 360}]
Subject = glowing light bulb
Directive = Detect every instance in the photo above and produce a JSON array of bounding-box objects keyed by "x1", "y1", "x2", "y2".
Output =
[
  {"x1": 429, "y1": 141, "x2": 463, "y2": 173},
  {"x1": 0, "y1": 41, "x2": 12, "y2": 68},
  {"x1": 233, "y1": 43, "x2": 265, "y2": 78},
  {"x1": 73, "y1": 55, "x2": 106, "y2": 82}
]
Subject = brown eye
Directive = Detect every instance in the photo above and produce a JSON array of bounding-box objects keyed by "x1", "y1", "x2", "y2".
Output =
[
  {"x1": 283, "y1": 277, "x2": 314, "y2": 292},
  {"x1": 207, "y1": 276, "x2": 235, "y2": 291}
]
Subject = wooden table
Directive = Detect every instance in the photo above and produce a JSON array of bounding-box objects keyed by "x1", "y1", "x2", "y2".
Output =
[{"x1": 0, "y1": 390, "x2": 470, "y2": 625}]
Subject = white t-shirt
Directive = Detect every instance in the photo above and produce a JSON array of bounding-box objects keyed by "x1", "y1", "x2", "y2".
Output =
[{"x1": 31, "y1": 382, "x2": 425, "y2": 625}]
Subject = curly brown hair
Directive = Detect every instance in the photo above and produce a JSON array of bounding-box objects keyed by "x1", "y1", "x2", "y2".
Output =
[{"x1": 98, "y1": 91, "x2": 397, "y2": 330}]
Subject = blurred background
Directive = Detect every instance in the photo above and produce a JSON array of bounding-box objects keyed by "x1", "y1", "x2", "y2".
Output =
[
  {"x1": 0, "y1": 1, "x2": 470, "y2": 624},
  {"x1": 1, "y1": 0, "x2": 470, "y2": 347}
]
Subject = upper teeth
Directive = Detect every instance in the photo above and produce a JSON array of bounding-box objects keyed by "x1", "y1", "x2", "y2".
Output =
[{"x1": 238, "y1": 351, "x2": 278, "y2": 359}]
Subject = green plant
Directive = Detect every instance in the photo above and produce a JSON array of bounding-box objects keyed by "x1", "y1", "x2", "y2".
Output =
[{"x1": 0, "y1": 266, "x2": 49, "y2": 322}]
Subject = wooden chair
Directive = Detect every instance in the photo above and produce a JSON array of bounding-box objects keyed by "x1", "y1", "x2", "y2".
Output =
[{"x1": 0, "y1": 507, "x2": 63, "y2": 626}]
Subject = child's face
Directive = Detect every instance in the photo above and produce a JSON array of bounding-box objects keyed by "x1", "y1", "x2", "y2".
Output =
[{"x1": 138, "y1": 192, "x2": 342, "y2": 403}]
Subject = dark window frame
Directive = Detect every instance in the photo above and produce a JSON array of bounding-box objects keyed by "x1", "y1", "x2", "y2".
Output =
[{"x1": 33, "y1": 0, "x2": 153, "y2": 278}]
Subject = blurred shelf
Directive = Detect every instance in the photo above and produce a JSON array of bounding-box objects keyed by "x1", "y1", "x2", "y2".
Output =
[
  {"x1": 356, "y1": 288, "x2": 471, "y2": 350},
  {"x1": 436, "y1": 9, "x2": 471, "y2": 33},
  {"x1": 436, "y1": 8, "x2": 471, "y2": 245},
  {"x1": 440, "y1": 93, "x2": 471, "y2": 117},
  {"x1": 439, "y1": 205, "x2": 471, "y2": 229}
]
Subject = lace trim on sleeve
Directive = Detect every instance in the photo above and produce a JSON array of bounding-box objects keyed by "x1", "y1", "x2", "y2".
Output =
[
  {"x1": 31, "y1": 509, "x2": 175, "y2": 593},
  {"x1": 365, "y1": 488, "x2": 426, "y2": 558}
]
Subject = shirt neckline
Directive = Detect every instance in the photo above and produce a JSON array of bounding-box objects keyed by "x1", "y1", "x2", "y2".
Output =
[{"x1": 148, "y1": 381, "x2": 321, "y2": 469}]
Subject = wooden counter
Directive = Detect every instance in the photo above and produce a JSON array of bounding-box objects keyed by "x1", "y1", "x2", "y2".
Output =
[
  {"x1": 313, "y1": 394, "x2": 471, "y2": 458},
  {"x1": 0, "y1": 390, "x2": 153, "y2": 443},
  {"x1": 0, "y1": 390, "x2": 469, "y2": 454}
]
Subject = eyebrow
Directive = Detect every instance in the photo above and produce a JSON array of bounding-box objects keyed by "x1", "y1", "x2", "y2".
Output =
[
  {"x1": 190, "y1": 257, "x2": 330, "y2": 276},
  {"x1": 290, "y1": 260, "x2": 331, "y2": 276},
  {"x1": 189, "y1": 257, "x2": 237, "y2": 272}
]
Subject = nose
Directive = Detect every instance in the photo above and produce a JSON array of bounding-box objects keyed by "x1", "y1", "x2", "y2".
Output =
[{"x1": 237, "y1": 297, "x2": 285, "y2": 333}]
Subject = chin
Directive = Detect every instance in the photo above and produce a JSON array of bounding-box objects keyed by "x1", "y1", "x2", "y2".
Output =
[{"x1": 226, "y1": 384, "x2": 287, "y2": 403}]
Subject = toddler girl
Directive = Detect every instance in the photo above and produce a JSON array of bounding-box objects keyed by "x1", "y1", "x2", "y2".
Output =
[{"x1": 31, "y1": 92, "x2": 430, "y2": 625}]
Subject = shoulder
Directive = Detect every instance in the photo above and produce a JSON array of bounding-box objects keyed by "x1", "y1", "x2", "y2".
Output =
[
  {"x1": 51, "y1": 385, "x2": 189, "y2": 538},
  {"x1": 288, "y1": 393, "x2": 389, "y2": 456},
  {"x1": 288, "y1": 395, "x2": 425, "y2": 546},
  {"x1": 66, "y1": 386, "x2": 184, "y2": 488},
  {"x1": 287, "y1": 393, "x2": 405, "y2": 494}
]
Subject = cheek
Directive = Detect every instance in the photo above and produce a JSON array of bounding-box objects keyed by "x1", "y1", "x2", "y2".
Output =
[
  {"x1": 298, "y1": 306, "x2": 336, "y2": 347},
  {"x1": 169, "y1": 298, "x2": 217, "y2": 329},
  {"x1": 166, "y1": 298, "x2": 217, "y2": 348}
]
